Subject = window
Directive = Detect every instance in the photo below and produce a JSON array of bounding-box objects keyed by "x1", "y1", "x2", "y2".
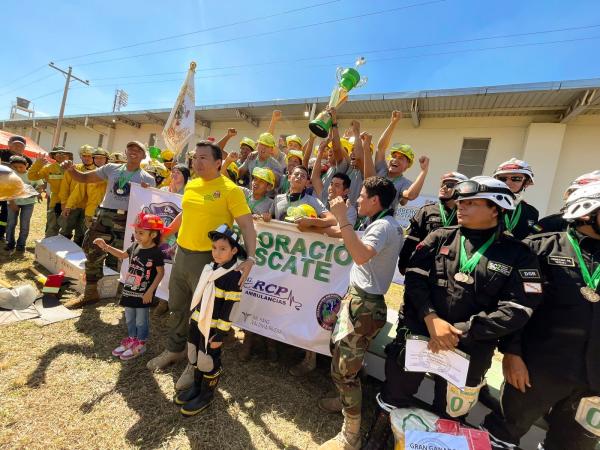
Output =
[
  {"x1": 457, "y1": 138, "x2": 490, "y2": 177},
  {"x1": 148, "y1": 133, "x2": 156, "y2": 147},
  {"x1": 97, "y1": 134, "x2": 104, "y2": 147},
  {"x1": 62, "y1": 131, "x2": 68, "y2": 147}
]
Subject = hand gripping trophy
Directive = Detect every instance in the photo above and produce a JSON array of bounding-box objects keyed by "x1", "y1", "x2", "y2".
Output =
[{"x1": 309, "y1": 57, "x2": 367, "y2": 138}]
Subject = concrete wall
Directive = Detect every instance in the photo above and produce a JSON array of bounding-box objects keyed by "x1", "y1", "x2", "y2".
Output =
[{"x1": 6, "y1": 114, "x2": 600, "y2": 216}]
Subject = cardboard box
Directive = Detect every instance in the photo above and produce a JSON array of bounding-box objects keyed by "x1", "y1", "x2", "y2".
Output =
[{"x1": 35, "y1": 236, "x2": 119, "y2": 299}]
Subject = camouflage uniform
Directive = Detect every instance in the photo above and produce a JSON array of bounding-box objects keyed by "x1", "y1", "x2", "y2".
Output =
[
  {"x1": 330, "y1": 286, "x2": 387, "y2": 415},
  {"x1": 82, "y1": 208, "x2": 127, "y2": 281}
]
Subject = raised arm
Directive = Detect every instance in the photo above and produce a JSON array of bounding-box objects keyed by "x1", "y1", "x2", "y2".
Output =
[
  {"x1": 350, "y1": 120, "x2": 365, "y2": 176},
  {"x1": 377, "y1": 110, "x2": 402, "y2": 164},
  {"x1": 327, "y1": 107, "x2": 347, "y2": 164},
  {"x1": 220, "y1": 152, "x2": 239, "y2": 180},
  {"x1": 311, "y1": 140, "x2": 329, "y2": 198},
  {"x1": 27, "y1": 158, "x2": 49, "y2": 181},
  {"x1": 235, "y1": 213, "x2": 257, "y2": 285},
  {"x1": 61, "y1": 160, "x2": 104, "y2": 184},
  {"x1": 266, "y1": 110, "x2": 282, "y2": 135},
  {"x1": 401, "y1": 156, "x2": 430, "y2": 203},
  {"x1": 362, "y1": 132, "x2": 376, "y2": 179},
  {"x1": 216, "y1": 128, "x2": 237, "y2": 157},
  {"x1": 302, "y1": 134, "x2": 316, "y2": 168}
]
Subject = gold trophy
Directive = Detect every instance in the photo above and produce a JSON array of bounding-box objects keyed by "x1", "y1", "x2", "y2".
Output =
[{"x1": 309, "y1": 57, "x2": 367, "y2": 138}]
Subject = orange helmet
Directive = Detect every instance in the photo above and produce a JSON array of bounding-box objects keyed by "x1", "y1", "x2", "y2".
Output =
[{"x1": 131, "y1": 212, "x2": 165, "y2": 231}]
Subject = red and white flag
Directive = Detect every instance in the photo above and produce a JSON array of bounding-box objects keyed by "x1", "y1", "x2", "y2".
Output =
[{"x1": 162, "y1": 61, "x2": 196, "y2": 158}]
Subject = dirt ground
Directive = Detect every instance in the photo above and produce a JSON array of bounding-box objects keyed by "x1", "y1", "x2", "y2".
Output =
[{"x1": 0, "y1": 203, "x2": 404, "y2": 449}]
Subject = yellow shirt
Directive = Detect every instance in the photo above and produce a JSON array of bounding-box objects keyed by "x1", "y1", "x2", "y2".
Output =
[
  {"x1": 28, "y1": 159, "x2": 64, "y2": 207},
  {"x1": 177, "y1": 175, "x2": 250, "y2": 251}
]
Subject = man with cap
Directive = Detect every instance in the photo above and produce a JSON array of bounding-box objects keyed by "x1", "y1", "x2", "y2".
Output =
[
  {"x1": 492, "y1": 158, "x2": 538, "y2": 240},
  {"x1": 483, "y1": 183, "x2": 600, "y2": 450},
  {"x1": 237, "y1": 132, "x2": 283, "y2": 190},
  {"x1": 0, "y1": 135, "x2": 32, "y2": 241},
  {"x1": 59, "y1": 141, "x2": 155, "y2": 308},
  {"x1": 375, "y1": 111, "x2": 430, "y2": 209},
  {"x1": 58, "y1": 145, "x2": 96, "y2": 246},
  {"x1": 397, "y1": 171, "x2": 469, "y2": 274},
  {"x1": 361, "y1": 176, "x2": 543, "y2": 449},
  {"x1": 28, "y1": 146, "x2": 73, "y2": 238}
]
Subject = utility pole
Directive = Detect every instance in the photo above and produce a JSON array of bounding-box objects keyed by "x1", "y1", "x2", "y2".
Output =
[{"x1": 48, "y1": 62, "x2": 89, "y2": 148}]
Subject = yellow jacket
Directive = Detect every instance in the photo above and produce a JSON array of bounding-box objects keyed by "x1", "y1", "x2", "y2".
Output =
[
  {"x1": 60, "y1": 163, "x2": 93, "y2": 210},
  {"x1": 28, "y1": 159, "x2": 64, "y2": 207},
  {"x1": 66, "y1": 167, "x2": 108, "y2": 217}
]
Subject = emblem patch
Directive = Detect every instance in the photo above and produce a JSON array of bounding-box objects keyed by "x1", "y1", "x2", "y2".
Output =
[
  {"x1": 547, "y1": 255, "x2": 575, "y2": 267},
  {"x1": 487, "y1": 261, "x2": 512, "y2": 276}
]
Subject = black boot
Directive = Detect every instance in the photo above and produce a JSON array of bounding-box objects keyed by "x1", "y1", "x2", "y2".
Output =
[
  {"x1": 174, "y1": 368, "x2": 203, "y2": 405},
  {"x1": 180, "y1": 367, "x2": 222, "y2": 416},
  {"x1": 362, "y1": 408, "x2": 391, "y2": 450}
]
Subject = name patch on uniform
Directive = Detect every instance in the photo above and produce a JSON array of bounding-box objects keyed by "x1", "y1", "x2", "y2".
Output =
[
  {"x1": 439, "y1": 246, "x2": 450, "y2": 256},
  {"x1": 547, "y1": 255, "x2": 575, "y2": 267},
  {"x1": 519, "y1": 269, "x2": 540, "y2": 279},
  {"x1": 523, "y1": 282, "x2": 542, "y2": 294},
  {"x1": 487, "y1": 261, "x2": 513, "y2": 276}
]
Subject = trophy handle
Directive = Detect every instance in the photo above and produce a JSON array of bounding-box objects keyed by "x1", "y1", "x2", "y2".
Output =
[
  {"x1": 335, "y1": 67, "x2": 344, "y2": 82},
  {"x1": 355, "y1": 76, "x2": 368, "y2": 88}
]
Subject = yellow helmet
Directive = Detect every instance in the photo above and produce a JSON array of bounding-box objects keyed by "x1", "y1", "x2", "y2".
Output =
[
  {"x1": 79, "y1": 145, "x2": 94, "y2": 157},
  {"x1": 252, "y1": 167, "x2": 275, "y2": 186},
  {"x1": 389, "y1": 143, "x2": 415, "y2": 168},
  {"x1": 257, "y1": 132, "x2": 275, "y2": 148},
  {"x1": 285, "y1": 204, "x2": 317, "y2": 222},
  {"x1": 92, "y1": 147, "x2": 110, "y2": 158},
  {"x1": 240, "y1": 137, "x2": 256, "y2": 151},
  {"x1": 143, "y1": 160, "x2": 169, "y2": 178},
  {"x1": 161, "y1": 149, "x2": 175, "y2": 162},
  {"x1": 286, "y1": 150, "x2": 304, "y2": 164},
  {"x1": 347, "y1": 136, "x2": 374, "y2": 153},
  {"x1": 329, "y1": 138, "x2": 353, "y2": 154},
  {"x1": 286, "y1": 134, "x2": 303, "y2": 147},
  {"x1": 109, "y1": 152, "x2": 127, "y2": 163},
  {"x1": 227, "y1": 161, "x2": 240, "y2": 179}
]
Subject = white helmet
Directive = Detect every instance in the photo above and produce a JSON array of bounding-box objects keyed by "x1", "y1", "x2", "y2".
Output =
[
  {"x1": 493, "y1": 158, "x2": 535, "y2": 185},
  {"x1": 441, "y1": 171, "x2": 469, "y2": 183},
  {"x1": 454, "y1": 175, "x2": 516, "y2": 210},
  {"x1": 563, "y1": 170, "x2": 600, "y2": 199},
  {"x1": 563, "y1": 183, "x2": 600, "y2": 220}
]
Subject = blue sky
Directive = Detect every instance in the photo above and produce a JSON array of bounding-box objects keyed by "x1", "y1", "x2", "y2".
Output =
[{"x1": 1, "y1": 0, "x2": 599, "y2": 119}]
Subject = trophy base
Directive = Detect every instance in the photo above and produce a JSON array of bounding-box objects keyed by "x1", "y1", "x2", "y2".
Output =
[{"x1": 308, "y1": 122, "x2": 329, "y2": 138}]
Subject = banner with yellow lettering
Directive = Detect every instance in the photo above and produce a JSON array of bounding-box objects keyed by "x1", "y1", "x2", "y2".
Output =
[{"x1": 234, "y1": 220, "x2": 352, "y2": 355}]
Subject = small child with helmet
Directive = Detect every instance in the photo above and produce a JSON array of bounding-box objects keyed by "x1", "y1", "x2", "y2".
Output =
[{"x1": 93, "y1": 212, "x2": 166, "y2": 360}]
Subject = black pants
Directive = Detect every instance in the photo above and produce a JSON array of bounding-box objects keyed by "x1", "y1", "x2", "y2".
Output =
[
  {"x1": 483, "y1": 367, "x2": 599, "y2": 450},
  {"x1": 187, "y1": 315, "x2": 222, "y2": 376},
  {"x1": 0, "y1": 201, "x2": 7, "y2": 239},
  {"x1": 381, "y1": 336, "x2": 495, "y2": 417}
]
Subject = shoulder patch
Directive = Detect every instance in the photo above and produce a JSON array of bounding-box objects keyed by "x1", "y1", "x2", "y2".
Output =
[
  {"x1": 518, "y1": 269, "x2": 540, "y2": 279},
  {"x1": 547, "y1": 255, "x2": 575, "y2": 267},
  {"x1": 487, "y1": 261, "x2": 513, "y2": 276}
]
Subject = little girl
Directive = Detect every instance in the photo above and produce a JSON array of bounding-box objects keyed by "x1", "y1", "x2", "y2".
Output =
[{"x1": 93, "y1": 212, "x2": 165, "y2": 360}]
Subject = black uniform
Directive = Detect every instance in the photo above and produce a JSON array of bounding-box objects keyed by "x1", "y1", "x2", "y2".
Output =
[
  {"x1": 381, "y1": 226, "x2": 542, "y2": 416},
  {"x1": 398, "y1": 201, "x2": 457, "y2": 274},
  {"x1": 484, "y1": 229, "x2": 600, "y2": 450},
  {"x1": 503, "y1": 200, "x2": 539, "y2": 240},
  {"x1": 0, "y1": 151, "x2": 33, "y2": 240},
  {"x1": 534, "y1": 212, "x2": 568, "y2": 233}
]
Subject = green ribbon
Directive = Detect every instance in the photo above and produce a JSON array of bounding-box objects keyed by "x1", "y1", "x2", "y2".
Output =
[
  {"x1": 504, "y1": 202, "x2": 522, "y2": 233},
  {"x1": 459, "y1": 234, "x2": 495, "y2": 274},
  {"x1": 567, "y1": 232, "x2": 600, "y2": 290},
  {"x1": 117, "y1": 164, "x2": 140, "y2": 190},
  {"x1": 438, "y1": 202, "x2": 457, "y2": 227}
]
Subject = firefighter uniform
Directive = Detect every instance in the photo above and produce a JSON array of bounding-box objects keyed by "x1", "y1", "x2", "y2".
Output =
[
  {"x1": 28, "y1": 155, "x2": 68, "y2": 237},
  {"x1": 534, "y1": 211, "x2": 568, "y2": 233},
  {"x1": 398, "y1": 201, "x2": 458, "y2": 274},
  {"x1": 58, "y1": 162, "x2": 94, "y2": 246},
  {"x1": 502, "y1": 200, "x2": 539, "y2": 240},
  {"x1": 483, "y1": 228, "x2": 600, "y2": 450}
]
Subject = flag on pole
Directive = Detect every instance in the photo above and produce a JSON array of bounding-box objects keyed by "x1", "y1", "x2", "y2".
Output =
[{"x1": 162, "y1": 61, "x2": 196, "y2": 158}]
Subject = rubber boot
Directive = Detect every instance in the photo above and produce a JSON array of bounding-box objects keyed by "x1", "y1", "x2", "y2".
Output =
[
  {"x1": 238, "y1": 331, "x2": 253, "y2": 362},
  {"x1": 289, "y1": 350, "x2": 317, "y2": 377},
  {"x1": 64, "y1": 282, "x2": 100, "y2": 309},
  {"x1": 180, "y1": 367, "x2": 222, "y2": 416},
  {"x1": 362, "y1": 408, "x2": 391, "y2": 450},
  {"x1": 174, "y1": 368, "x2": 203, "y2": 405}
]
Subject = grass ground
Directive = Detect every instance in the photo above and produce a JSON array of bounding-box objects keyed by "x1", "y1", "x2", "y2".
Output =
[{"x1": 0, "y1": 203, "x2": 404, "y2": 449}]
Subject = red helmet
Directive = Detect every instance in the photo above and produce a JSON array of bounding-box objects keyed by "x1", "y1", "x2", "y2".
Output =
[{"x1": 131, "y1": 212, "x2": 165, "y2": 231}]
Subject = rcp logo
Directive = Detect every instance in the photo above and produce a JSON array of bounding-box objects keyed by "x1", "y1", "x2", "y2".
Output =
[
  {"x1": 240, "y1": 312, "x2": 252, "y2": 323},
  {"x1": 315, "y1": 293, "x2": 342, "y2": 331},
  {"x1": 243, "y1": 277, "x2": 303, "y2": 311}
]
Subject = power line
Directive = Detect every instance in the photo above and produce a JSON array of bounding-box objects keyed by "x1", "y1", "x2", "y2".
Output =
[
  {"x1": 0, "y1": 65, "x2": 47, "y2": 89},
  {"x1": 0, "y1": 72, "x2": 59, "y2": 98},
  {"x1": 73, "y1": 0, "x2": 446, "y2": 67},
  {"x1": 54, "y1": 0, "x2": 341, "y2": 63}
]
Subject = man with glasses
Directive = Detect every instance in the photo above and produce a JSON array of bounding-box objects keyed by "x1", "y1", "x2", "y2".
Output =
[
  {"x1": 398, "y1": 172, "x2": 468, "y2": 274},
  {"x1": 492, "y1": 158, "x2": 538, "y2": 240},
  {"x1": 362, "y1": 176, "x2": 542, "y2": 449}
]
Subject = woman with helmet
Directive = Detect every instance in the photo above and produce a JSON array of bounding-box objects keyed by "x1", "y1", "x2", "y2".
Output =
[
  {"x1": 375, "y1": 110, "x2": 431, "y2": 209},
  {"x1": 492, "y1": 158, "x2": 539, "y2": 239},
  {"x1": 484, "y1": 182, "x2": 600, "y2": 450},
  {"x1": 237, "y1": 132, "x2": 283, "y2": 190},
  {"x1": 58, "y1": 145, "x2": 96, "y2": 246},
  {"x1": 362, "y1": 176, "x2": 543, "y2": 449},
  {"x1": 397, "y1": 171, "x2": 469, "y2": 274},
  {"x1": 534, "y1": 170, "x2": 600, "y2": 233}
]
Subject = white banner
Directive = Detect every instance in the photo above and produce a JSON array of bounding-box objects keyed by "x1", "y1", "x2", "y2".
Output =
[
  {"x1": 234, "y1": 221, "x2": 352, "y2": 355},
  {"x1": 162, "y1": 62, "x2": 196, "y2": 158},
  {"x1": 121, "y1": 184, "x2": 182, "y2": 300}
]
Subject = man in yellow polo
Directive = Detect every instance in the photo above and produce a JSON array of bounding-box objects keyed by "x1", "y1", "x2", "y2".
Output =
[{"x1": 146, "y1": 140, "x2": 257, "y2": 392}]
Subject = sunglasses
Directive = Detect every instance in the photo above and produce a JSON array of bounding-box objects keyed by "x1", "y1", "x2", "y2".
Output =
[
  {"x1": 441, "y1": 181, "x2": 457, "y2": 189},
  {"x1": 496, "y1": 176, "x2": 524, "y2": 183}
]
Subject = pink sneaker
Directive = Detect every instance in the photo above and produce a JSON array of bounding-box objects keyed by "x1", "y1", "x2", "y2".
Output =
[
  {"x1": 120, "y1": 339, "x2": 146, "y2": 361},
  {"x1": 112, "y1": 337, "x2": 135, "y2": 357}
]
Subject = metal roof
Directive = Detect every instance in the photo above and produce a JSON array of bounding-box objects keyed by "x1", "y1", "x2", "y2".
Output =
[{"x1": 3, "y1": 78, "x2": 600, "y2": 128}]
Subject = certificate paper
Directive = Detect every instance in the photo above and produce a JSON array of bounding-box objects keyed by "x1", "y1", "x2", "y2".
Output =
[{"x1": 404, "y1": 335, "x2": 470, "y2": 388}]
